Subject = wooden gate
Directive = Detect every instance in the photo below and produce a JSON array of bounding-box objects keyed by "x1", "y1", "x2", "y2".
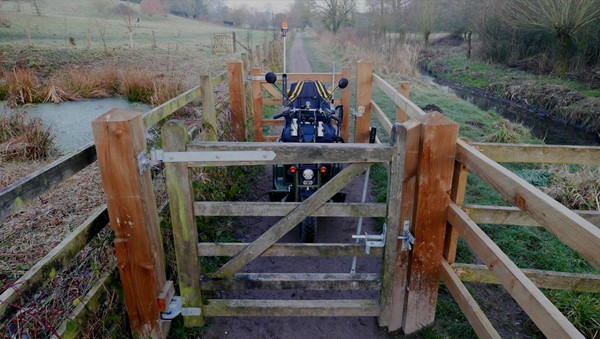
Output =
[{"x1": 161, "y1": 120, "x2": 407, "y2": 326}]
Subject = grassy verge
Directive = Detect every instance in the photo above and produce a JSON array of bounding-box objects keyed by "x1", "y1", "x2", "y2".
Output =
[{"x1": 305, "y1": 33, "x2": 599, "y2": 337}]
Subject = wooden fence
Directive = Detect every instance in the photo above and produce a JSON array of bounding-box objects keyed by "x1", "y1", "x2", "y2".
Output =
[
  {"x1": 357, "y1": 60, "x2": 600, "y2": 337},
  {"x1": 0, "y1": 62, "x2": 244, "y2": 337}
]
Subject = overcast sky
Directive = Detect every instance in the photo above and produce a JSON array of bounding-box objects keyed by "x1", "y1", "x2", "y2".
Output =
[{"x1": 223, "y1": 0, "x2": 367, "y2": 14}]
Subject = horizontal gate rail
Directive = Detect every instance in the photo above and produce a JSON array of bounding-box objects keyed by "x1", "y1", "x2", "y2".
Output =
[
  {"x1": 465, "y1": 204, "x2": 600, "y2": 227},
  {"x1": 200, "y1": 273, "x2": 381, "y2": 291},
  {"x1": 194, "y1": 202, "x2": 387, "y2": 217},
  {"x1": 203, "y1": 299, "x2": 380, "y2": 317},
  {"x1": 184, "y1": 142, "x2": 393, "y2": 166},
  {"x1": 197, "y1": 243, "x2": 384, "y2": 257}
]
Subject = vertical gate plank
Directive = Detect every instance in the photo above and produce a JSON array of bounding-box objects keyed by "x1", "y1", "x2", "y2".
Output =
[
  {"x1": 251, "y1": 68, "x2": 264, "y2": 141},
  {"x1": 163, "y1": 120, "x2": 204, "y2": 327},
  {"x1": 200, "y1": 75, "x2": 217, "y2": 142},
  {"x1": 387, "y1": 120, "x2": 423, "y2": 331},
  {"x1": 228, "y1": 61, "x2": 247, "y2": 141},
  {"x1": 355, "y1": 60, "x2": 373, "y2": 143},
  {"x1": 402, "y1": 113, "x2": 459, "y2": 334},
  {"x1": 341, "y1": 67, "x2": 352, "y2": 142},
  {"x1": 214, "y1": 163, "x2": 371, "y2": 279},
  {"x1": 444, "y1": 161, "x2": 469, "y2": 263},
  {"x1": 92, "y1": 109, "x2": 165, "y2": 338},
  {"x1": 378, "y1": 124, "x2": 407, "y2": 326}
]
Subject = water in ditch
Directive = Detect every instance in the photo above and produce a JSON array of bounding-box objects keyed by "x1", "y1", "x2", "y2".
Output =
[
  {"x1": 1, "y1": 98, "x2": 150, "y2": 154},
  {"x1": 425, "y1": 76, "x2": 600, "y2": 146}
]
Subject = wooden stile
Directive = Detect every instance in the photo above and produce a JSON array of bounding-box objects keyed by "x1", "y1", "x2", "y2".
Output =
[
  {"x1": 355, "y1": 60, "x2": 373, "y2": 143},
  {"x1": 228, "y1": 61, "x2": 246, "y2": 141},
  {"x1": 92, "y1": 109, "x2": 165, "y2": 338},
  {"x1": 396, "y1": 82, "x2": 410, "y2": 122},
  {"x1": 402, "y1": 113, "x2": 459, "y2": 334},
  {"x1": 163, "y1": 121, "x2": 204, "y2": 327}
]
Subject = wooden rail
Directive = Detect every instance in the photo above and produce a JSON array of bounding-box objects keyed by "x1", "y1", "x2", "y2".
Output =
[{"x1": 357, "y1": 65, "x2": 598, "y2": 336}]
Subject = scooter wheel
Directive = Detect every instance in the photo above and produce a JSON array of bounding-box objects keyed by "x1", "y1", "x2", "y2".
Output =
[{"x1": 300, "y1": 216, "x2": 317, "y2": 243}]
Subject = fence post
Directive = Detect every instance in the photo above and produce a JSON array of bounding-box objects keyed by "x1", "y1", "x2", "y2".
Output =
[
  {"x1": 341, "y1": 67, "x2": 352, "y2": 142},
  {"x1": 397, "y1": 82, "x2": 410, "y2": 122},
  {"x1": 387, "y1": 120, "x2": 423, "y2": 331},
  {"x1": 402, "y1": 112, "x2": 459, "y2": 334},
  {"x1": 92, "y1": 108, "x2": 166, "y2": 338},
  {"x1": 251, "y1": 68, "x2": 263, "y2": 141},
  {"x1": 200, "y1": 75, "x2": 217, "y2": 142},
  {"x1": 163, "y1": 120, "x2": 204, "y2": 327},
  {"x1": 241, "y1": 52, "x2": 249, "y2": 76},
  {"x1": 378, "y1": 123, "x2": 407, "y2": 327},
  {"x1": 255, "y1": 45, "x2": 262, "y2": 68},
  {"x1": 355, "y1": 60, "x2": 373, "y2": 143},
  {"x1": 443, "y1": 161, "x2": 468, "y2": 263},
  {"x1": 228, "y1": 61, "x2": 247, "y2": 141},
  {"x1": 232, "y1": 31, "x2": 236, "y2": 52}
]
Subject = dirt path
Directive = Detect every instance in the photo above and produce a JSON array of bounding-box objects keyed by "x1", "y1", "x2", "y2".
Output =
[
  {"x1": 202, "y1": 34, "x2": 395, "y2": 339},
  {"x1": 288, "y1": 33, "x2": 313, "y2": 73}
]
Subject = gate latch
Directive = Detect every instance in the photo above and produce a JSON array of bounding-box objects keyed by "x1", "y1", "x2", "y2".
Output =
[
  {"x1": 160, "y1": 296, "x2": 202, "y2": 320},
  {"x1": 398, "y1": 220, "x2": 415, "y2": 251},
  {"x1": 352, "y1": 223, "x2": 387, "y2": 254}
]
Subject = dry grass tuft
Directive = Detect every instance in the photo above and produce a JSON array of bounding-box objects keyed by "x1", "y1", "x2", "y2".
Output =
[
  {"x1": 0, "y1": 110, "x2": 55, "y2": 161},
  {"x1": 6, "y1": 69, "x2": 43, "y2": 106},
  {"x1": 480, "y1": 118, "x2": 531, "y2": 143},
  {"x1": 544, "y1": 165, "x2": 600, "y2": 211}
]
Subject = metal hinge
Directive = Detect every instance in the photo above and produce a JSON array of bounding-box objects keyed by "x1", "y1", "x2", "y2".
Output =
[
  {"x1": 399, "y1": 220, "x2": 416, "y2": 251},
  {"x1": 160, "y1": 296, "x2": 202, "y2": 320}
]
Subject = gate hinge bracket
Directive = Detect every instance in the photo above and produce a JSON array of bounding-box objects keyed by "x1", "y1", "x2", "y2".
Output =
[
  {"x1": 160, "y1": 296, "x2": 202, "y2": 320},
  {"x1": 398, "y1": 220, "x2": 415, "y2": 251}
]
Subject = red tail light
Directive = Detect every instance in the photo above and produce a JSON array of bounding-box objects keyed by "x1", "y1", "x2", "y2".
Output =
[
  {"x1": 320, "y1": 166, "x2": 327, "y2": 174},
  {"x1": 289, "y1": 166, "x2": 297, "y2": 174}
]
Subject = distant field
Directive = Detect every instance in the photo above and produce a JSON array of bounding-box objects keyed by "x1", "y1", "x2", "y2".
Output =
[{"x1": 0, "y1": 0, "x2": 269, "y2": 53}]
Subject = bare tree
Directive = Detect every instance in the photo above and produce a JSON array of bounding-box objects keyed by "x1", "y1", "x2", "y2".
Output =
[
  {"x1": 501, "y1": 0, "x2": 600, "y2": 74},
  {"x1": 315, "y1": 0, "x2": 356, "y2": 33},
  {"x1": 412, "y1": 0, "x2": 441, "y2": 49},
  {"x1": 30, "y1": 0, "x2": 45, "y2": 16},
  {"x1": 112, "y1": 0, "x2": 136, "y2": 48},
  {"x1": 96, "y1": 18, "x2": 109, "y2": 54}
]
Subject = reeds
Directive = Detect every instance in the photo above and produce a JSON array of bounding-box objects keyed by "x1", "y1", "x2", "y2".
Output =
[
  {"x1": 544, "y1": 165, "x2": 600, "y2": 211},
  {"x1": 1, "y1": 67, "x2": 183, "y2": 106},
  {"x1": 481, "y1": 118, "x2": 531, "y2": 143},
  {"x1": 0, "y1": 110, "x2": 55, "y2": 161}
]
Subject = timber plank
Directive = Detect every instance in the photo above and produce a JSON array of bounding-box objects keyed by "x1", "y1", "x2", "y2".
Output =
[
  {"x1": 92, "y1": 109, "x2": 165, "y2": 338},
  {"x1": 441, "y1": 259, "x2": 500, "y2": 339},
  {"x1": 448, "y1": 203, "x2": 584, "y2": 338},
  {"x1": 142, "y1": 86, "x2": 202, "y2": 129},
  {"x1": 379, "y1": 124, "x2": 407, "y2": 326},
  {"x1": 200, "y1": 273, "x2": 381, "y2": 291},
  {"x1": 444, "y1": 161, "x2": 469, "y2": 263},
  {"x1": 456, "y1": 139, "x2": 600, "y2": 269},
  {"x1": 197, "y1": 243, "x2": 383, "y2": 257},
  {"x1": 341, "y1": 67, "x2": 352, "y2": 142},
  {"x1": 0, "y1": 142, "x2": 97, "y2": 222},
  {"x1": 200, "y1": 75, "x2": 217, "y2": 142},
  {"x1": 163, "y1": 121, "x2": 204, "y2": 326},
  {"x1": 371, "y1": 100, "x2": 393, "y2": 134},
  {"x1": 472, "y1": 143, "x2": 600, "y2": 165},
  {"x1": 228, "y1": 61, "x2": 246, "y2": 141},
  {"x1": 0, "y1": 205, "x2": 108, "y2": 320},
  {"x1": 466, "y1": 205, "x2": 600, "y2": 228},
  {"x1": 186, "y1": 142, "x2": 393, "y2": 166},
  {"x1": 203, "y1": 299, "x2": 380, "y2": 317},
  {"x1": 403, "y1": 113, "x2": 459, "y2": 334},
  {"x1": 213, "y1": 163, "x2": 370, "y2": 278},
  {"x1": 372, "y1": 74, "x2": 426, "y2": 119},
  {"x1": 355, "y1": 60, "x2": 373, "y2": 143},
  {"x1": 194, "y1": 201, "x2": 387, "y2": 217},
  {"x1": 388, "y1": 120, "x2": 422, "y2": 331},
  {"x1": 452, "y1": 263, "x2": 600, "y2": 293},
  {"x1": 251, "y1": 68, "x2": 264, "y2": 141}
]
